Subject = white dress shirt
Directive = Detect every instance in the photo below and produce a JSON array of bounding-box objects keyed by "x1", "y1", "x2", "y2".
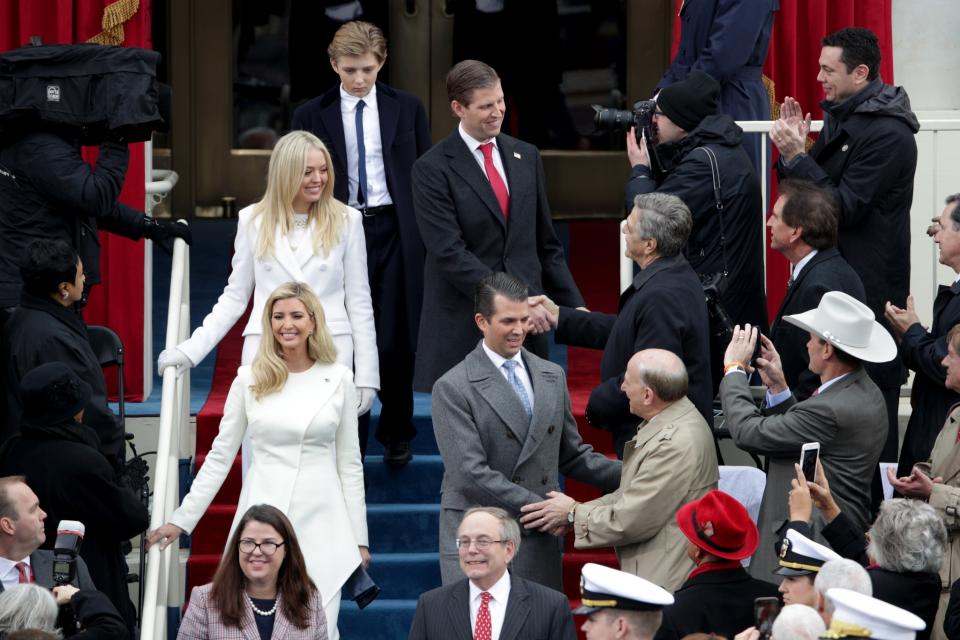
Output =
[
  {"x1": 340, "y1": 85, "x2": 391, "y2": 208},
  {"x1": 791, "y1": 248, "x2": 819, "y2": 281},
  {"x1": 469, "y1": 570, "x2": 512, "y2": 640},
  {"x1": 458, "y1": 123, "x2": 510, "y2": 194},
  {"x1": 0, "y1": 555, "x2": 31, "y2": 591},
  {"x1": 482, "y1": 342, "x2": 534, "y2": 412}
]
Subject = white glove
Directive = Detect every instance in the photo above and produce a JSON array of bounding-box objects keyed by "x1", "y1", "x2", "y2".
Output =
[
  {"x1": 357, "y1": 387, "x2": 377, "y2": 416},
  {"x1": 157, "y1": 347, "x2": 195, "y2": 377}
]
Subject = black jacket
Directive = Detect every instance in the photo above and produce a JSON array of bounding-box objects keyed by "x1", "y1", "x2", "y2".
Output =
[
  {"x1": 555, "y1": 254, "x2": 712, "y2": 450},
  {"x1": 0, "y1": 292, "x2": 124, "y2": 468},
  {"x1": 0, "y1": 418, "x2": 148, "y2": 636},
  {"x1": 769, "y1": 248, "x2": 866, "y2": 399},
  {"x1": 69, "y1": 589, "x2": 129, "y2": 640},
  {"x1": 292, "y1": 81, "x2": 432, "y2": 347},
  {"x1": 626, "y1": 114, "x2": 768, "y2": 332},
  {"x1": 655, "y1": 566, "x2": 780, "y2": 640},
  {"x1": 869, "y1": 568, "x2": 941, "y2": 640},
  {"x1": 896, "y1": 282, "x2": 960, "y2": 476},
  {"x1": 0, "y1": 131, "x2": 146, "y2": 306},
  {"x1": 778, "y1": 79, "x2": 919, "y2": 389}
]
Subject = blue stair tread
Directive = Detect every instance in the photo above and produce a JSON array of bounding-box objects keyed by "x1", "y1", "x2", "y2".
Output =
[
  {"x1": 363, "y1": 456, "x2": 442, "y2": 503},
  {"x1": 341, "y1": 599, "x2": 419, "y2": 611},
  {"x1": 338, "y1": 599, "x2": 418, "y2": 640}
]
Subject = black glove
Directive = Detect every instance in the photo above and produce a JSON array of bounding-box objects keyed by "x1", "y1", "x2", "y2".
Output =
[{"x1": 142, "y1": 217, "x2": 192, "y2": 254}]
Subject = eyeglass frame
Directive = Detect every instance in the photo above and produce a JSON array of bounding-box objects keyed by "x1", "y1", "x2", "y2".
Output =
[
  {"x1": 455, "y1": 537, "x2": 510, "y2": 551},
  {"x1": 238, "y1": 538, "x2": 286, "y2": 556}
]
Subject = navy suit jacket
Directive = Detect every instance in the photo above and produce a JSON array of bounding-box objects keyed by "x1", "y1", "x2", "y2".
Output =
[
  {"x1": 408, "y1": 573, "x2": 576, "y2": 640},
  {"x1": 292, "y1": 82, "x2": 431, "y2": 346},
  {"x1": 769, "y1": 248, "x2": 866, "y2": 400}
]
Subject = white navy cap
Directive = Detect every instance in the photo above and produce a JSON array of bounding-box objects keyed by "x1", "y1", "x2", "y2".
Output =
[
  {"x1": 774, "y1": 528, "x2": 841, "y2": 576},
  {"x1": 572, "y1": 563, "x2": 674, "y2": 615},
  {"x1": 823, "y1": 588, "x2": 925, "y2": 639}
]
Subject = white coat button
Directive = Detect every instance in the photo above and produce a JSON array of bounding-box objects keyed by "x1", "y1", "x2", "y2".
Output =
[
  {"x1": 264, "y1": 264, "x2": 272, "y2": 271},
  {"x1": 319, "y1": 264, "x2": 327, "y2": 271}
]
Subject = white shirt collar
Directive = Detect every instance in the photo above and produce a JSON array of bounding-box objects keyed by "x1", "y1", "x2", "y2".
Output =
[
  {"x1": 339, "y1": 84, "x2": 377, "y2": 110},
  {"x1": 469, "y1": 569, "x2": 511, "y2": 604},
  {"x1": 792, "y1": 249, "x2": 819, "y2": 280},
  {"x1": 0, "y1": 554, "x2": 31, "y2": 584},
  {"x1": 482, "y1": 341, "x2": 524, "y2": 371},
  {"x1": 459, "y1": 122, "x2": 498, "y2": 153}
]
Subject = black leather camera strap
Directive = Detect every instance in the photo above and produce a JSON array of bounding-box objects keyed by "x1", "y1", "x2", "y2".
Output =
[{"x1": 696, "y1": 146, "x2": 728, "y2": 278}]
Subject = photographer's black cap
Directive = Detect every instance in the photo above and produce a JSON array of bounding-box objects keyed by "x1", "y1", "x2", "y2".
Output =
[
  {"x1": 19, "y1": 362, "x2": 91, "y2": 425},
  {"x1": 656, "y1": 70, "x2": 721, "y2": 132}
]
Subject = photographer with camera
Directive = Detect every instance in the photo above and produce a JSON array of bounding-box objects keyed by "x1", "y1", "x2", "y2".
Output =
[
  {"x1": 621, "y1": 70, "x2": 767, "y2": 389},
  {"x1": 0, "y1": 583, "x2": 126, "y2": 640},
  {"x1": 0, "y1": 364, "x2": 148, "y2": 637}
]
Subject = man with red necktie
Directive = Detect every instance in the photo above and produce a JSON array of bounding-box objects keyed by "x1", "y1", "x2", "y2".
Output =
[
  {"x1": 411, "y1": 59, "x2": 583, "y2": 392},
  {"x1": 408, "y1": 507, "x2": 575, "y2": 640}
]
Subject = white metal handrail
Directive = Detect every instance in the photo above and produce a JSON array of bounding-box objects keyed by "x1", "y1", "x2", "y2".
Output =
[{"x1": 141, "y1": 231, "x2": 191, "y2": 640}]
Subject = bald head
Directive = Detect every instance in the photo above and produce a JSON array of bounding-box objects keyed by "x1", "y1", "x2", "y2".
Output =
[{"x1": 622, "y1": 349, "x2": 689, "y2": 420}]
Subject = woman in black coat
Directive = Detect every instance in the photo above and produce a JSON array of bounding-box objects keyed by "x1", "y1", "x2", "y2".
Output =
[
  {"x1": 0, "y1": 239, "x2": 124, "y2": 469},
  {"x1": 0, "y1": 361, "x2": 148, "y2": 638}
]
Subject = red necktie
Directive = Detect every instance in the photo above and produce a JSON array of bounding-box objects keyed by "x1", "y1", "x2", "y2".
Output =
[
  {"x1": 474, "y1": 591, "x2": 492, "y2": 640},
  {"x1": 15, "y1": 562, "x2": 33, "y2": 584},
  {"x1": 479, "y1": 143, "x2": 509, "y2": 221},
  {"x1": 811, "y1": 387, "x2": 821, "y2": 397}
]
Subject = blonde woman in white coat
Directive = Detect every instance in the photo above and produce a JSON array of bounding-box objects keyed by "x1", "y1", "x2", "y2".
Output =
[
  {"x1": 157, "y1": 130, "x2": 379, "y2": 419},
  {"x1": 149, "y1": 282, "x2": 369, "y2": 640}
]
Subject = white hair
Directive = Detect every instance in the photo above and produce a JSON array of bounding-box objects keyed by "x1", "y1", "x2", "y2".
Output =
[
  {"x1": 815, "y1": 559, "x2": 872, "y2": 618},
  {"x1": 771, "y1": 604, "x2": 826, "y2": 640},
  {"x1": 868, "y1": 498, "x2": 947, "y2": 573},
  {"x1": 0, "y1": 584, "x2": 60, "y2": 634}
]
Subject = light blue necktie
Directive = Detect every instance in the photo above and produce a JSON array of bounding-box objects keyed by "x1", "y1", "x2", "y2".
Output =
[
  {"x1": 502, "y1": 360, "x2": 533, "y2": 418},
  {"x1": 355, "y1": 99, "x2": 367, "y2": 206}
]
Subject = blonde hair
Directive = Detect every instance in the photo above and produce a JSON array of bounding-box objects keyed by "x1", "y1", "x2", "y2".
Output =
[
  {"x1": 252, "y1": 131, "x2": 346, "y2": 261},
  {"x1": 251, "y1": 282, "x2": 337, "y2": 399},
  {"x1": 327, "y1": 21, "x2": 387, "y2": 63}
]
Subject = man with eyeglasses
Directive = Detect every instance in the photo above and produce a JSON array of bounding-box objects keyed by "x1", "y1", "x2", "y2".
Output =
[
  {"x1": 408, "y1": 507, "x2": 575, "y2": 640},
  {"x1": 624, "y1": 69, "x2": 768, "y2": 391}
]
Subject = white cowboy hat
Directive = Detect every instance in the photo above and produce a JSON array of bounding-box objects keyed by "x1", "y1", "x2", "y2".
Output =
[{"x1": 783, "y1": 291, "x2": 896, "y2": 363}]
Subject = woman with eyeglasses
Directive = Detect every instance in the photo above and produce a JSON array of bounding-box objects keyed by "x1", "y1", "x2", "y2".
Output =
[
  {"x1": 149, "y1": 282, "x2": 368, "y2": 639},
  {"x1": 176, "y1": 504, "x2": 329, "y2": 640}
]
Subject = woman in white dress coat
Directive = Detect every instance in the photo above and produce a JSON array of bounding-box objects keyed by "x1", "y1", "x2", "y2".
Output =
[
  {"x1": 157, "y1": 130, "x2": 379, "y2": 416},
  {"x1": 149, "y1": 282, "x2": 369, "y2": 639}
]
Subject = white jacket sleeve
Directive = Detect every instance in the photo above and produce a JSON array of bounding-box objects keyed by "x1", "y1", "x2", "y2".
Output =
[
  {"x1": 335, "y1": 372, "x2": 369, "y2": 547},
  {"x1": 170, "y1": 373, "x2": 248, "y2": 533},
  {"x1": 177, "y1": 214, "x2": 257, "y2": 366},
  {"x1": 341, "y1": 210, "x2": 380, "y2": 390}
]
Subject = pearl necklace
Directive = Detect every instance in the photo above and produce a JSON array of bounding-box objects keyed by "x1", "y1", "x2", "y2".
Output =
[{"x1": 247, "y1": 594, "x2": 278, "y2": 617}]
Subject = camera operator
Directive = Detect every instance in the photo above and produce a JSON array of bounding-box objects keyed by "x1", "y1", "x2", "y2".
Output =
[
  {"x1": 625, "y1": 70, "x2": 768, "y2": 388},
  {"x1": 0, "y1": 123, "x2": 192, "y2": 317},
  {"x1": 0, "y1": 364, "x2": 147, "y2": 638},
  {"x1": 0, "y1": 583, "x2": 126, "y2": 640}
]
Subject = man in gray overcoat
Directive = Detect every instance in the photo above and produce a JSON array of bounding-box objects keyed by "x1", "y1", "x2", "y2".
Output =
[
  {"x1": 721, "y1": 291, "x2": 896, "y2": 580},
  {"x1": 431, "y1": 272, "x2": 621, "y2": 591}
]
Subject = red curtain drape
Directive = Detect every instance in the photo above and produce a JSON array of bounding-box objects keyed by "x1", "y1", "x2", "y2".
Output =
[
  {"x1": 0, "y1": 0, "x2": 152, "y2": 400},
  {"x1": 671, "y1": 0, "x2": 895, "y2": 321}
]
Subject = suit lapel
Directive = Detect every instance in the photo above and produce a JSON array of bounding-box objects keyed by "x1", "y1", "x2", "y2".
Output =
[
  {"x1": 515, "y1": 352, "x2": 557, "y2": 468},
  {"x1": 273, "y1": 225, "x2": 309, "y2": 282},
  {"x1": 240, "y1": 608, "x2": 260, "y2": 640},
  {"x1": 319, "y1": 98, "x2": 349, "y2": 185},
  {"x1": 445, "y1": 133, "x2": 507, "y2": 232},
  {"x1": 497, "y1": 136, "x2": 529, "y2": 244},
  {"x1": 377, "y1": 84, "x2": 399, "y2": 158},
  {"x1": 498, "y1": 574, "x2": 531, "y2": 640},
  {"x1": 271, "y1": 595, "x2": 292, "y2": 639},
  {"x1": 467, "y1": 345, "x2": 530, "y2": 443},
  {"x1": 447, "y1": 580, "x2": 474, "y2": 640},
  {"x1": 621, "y1": 256, "x2": 675, "y2": 310}
]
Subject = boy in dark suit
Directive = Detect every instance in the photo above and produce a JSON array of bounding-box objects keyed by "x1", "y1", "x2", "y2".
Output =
[{"x1": 292, "y1": 21, "x2": 431, "y2": 465}]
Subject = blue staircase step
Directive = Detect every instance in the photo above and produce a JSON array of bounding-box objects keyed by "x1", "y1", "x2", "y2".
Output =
[
  {"x1": 364, "y1": 455, "x2": 442, "y2": 503},
  {"x1": 367, "y1": 504, "x2": 439, "y2": 553},
  {"x1": 338, "y1": 599, "x2": 419, "y2": 640},
  {"x1": 367, "y1": 552, "x2": 441, "y2": 599},
  {"x1": 365, "y1": 393, "x2": 441, "y2": 456}
]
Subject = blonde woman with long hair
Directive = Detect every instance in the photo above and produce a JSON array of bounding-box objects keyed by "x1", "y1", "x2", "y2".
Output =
[
  {"x1": 157, "y1": 130, "x2": 379, "y2": 418},
  {"x1": 149, "y1": 282, "x2": 368, "y2": 640}
]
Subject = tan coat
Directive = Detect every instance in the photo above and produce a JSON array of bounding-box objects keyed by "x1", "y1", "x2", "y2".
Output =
[
  {"x1": 917, "y1": 404, "x2": 960, "y2": 640},
  {"x1": 572, "y1": 397, "x2": 719, "y2": 591}
]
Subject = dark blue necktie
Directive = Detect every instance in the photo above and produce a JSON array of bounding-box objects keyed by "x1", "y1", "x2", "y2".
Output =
[{"x1": 355, "y1": 99, "x2": 367, "y2": 206}]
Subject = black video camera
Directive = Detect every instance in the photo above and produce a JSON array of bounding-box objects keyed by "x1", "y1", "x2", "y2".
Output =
[
  {"x1": 53, "y1": 520, "x2": 84, "y2": 586},
  {"x1": 592, "y1": 99, "x2": 664, "y2": 177}
]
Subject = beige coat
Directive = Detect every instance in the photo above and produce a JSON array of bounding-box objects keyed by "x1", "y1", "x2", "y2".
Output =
[
  {"x1": 573, "y1": 397, "x2": 719, "y2": 591},
  {"x1": 917, "y1": 404, "x2": 960, "y2": 640}
]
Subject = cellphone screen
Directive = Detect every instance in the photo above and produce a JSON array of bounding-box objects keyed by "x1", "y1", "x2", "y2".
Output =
[
  {"x1": 754, "y1": 597, "x2": 781, "y2": 639},
  {"x1": 800, "y1": 447, "x2": 818, "y2": 482}
]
